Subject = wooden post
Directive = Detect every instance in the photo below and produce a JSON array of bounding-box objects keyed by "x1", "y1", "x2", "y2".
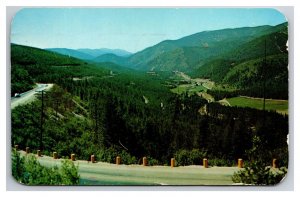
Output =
[
  {"x1": 203, "y1": 158, "x2": 208, "y2": 168},
  {"x1": 91, "y1": 155, "x2": 95, "y2": 163},
  {"x1": 171, "y1": 158, "x2": 175, "y2": 167},
  {"x1": 14, "y1": 145, "x2": 18, "y2": 150},
  {"x1": 116, "y1": 156, "x2": 121, "y2": 165},
  {"x1": 272, "y1": 159, "x2": 278, "y2": 168},
  {"x1": 26, "y1": 147, "x2": 30, "y2": 154},
  {"x1": 143, "y1": 157, "x2": 147, "y2": 166},
  {"x1": 71, "y1": 154, "x2": 76, "y2": 161},
  {"x1": 238, "y1": 159, "x2": 244, "y2": 168},
  {"x1": 53, "y1": 152, "x2": 58, "y2": 159},
  {"x1": 37, "y1": 150, "x2": 41, "y2": 157}
]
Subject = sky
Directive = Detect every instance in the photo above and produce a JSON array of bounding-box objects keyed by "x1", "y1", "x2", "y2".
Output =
[{"x1": 11, "y1": 8, "x2": 287, "y2": 53}]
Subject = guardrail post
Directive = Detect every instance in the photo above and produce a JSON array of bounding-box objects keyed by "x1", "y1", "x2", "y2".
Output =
[
  {"x1": 53, "y1": 152, "x2": 58, "y2": 159},
  {"x1": 171, "y1": 158, "x2": 175, "y2": 167},
  {"x1": 203, "y1": 158, "x2": 208, "y2": 168},
  {"x1": 71, "y1": 154, "x2": 76, "y2": 161},
  {"x1": 26, "y1": 147, "x2": 30, "y2": 154},
  {"x1": 272, "y1": 158, "x2": 278, "y2": 168},
  {"x1": 91, "y1": 155, "x2": 95, "y2": 163},
  {"x1": 143, "y1": 157, "x2": 147, "y2": 166},
  {"x1": 37, "y1": 150, "x2": 41, "y2": 157},
  {"x1": 116, "y1": 156, "x2": 121, "y2": 165},
  {"x1": 238, "y1": 158, "x2": 244, "y2": 168}
]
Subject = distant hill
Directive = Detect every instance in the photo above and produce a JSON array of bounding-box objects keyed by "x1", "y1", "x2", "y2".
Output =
[
  {"x1": 46, "y1": 48, "x2": 132, "y2": 61},
  {"x1": 93, "y1": 53, "x2": 128, "y2": 65},
  {"x1": 46, "y1": 48, "x2": 95, "y2": 60},
  {"x1": 78, "y1": 48, "x2": 132, "y2": 57}
]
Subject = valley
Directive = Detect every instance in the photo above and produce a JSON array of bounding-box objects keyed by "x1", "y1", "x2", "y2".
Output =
[{"x1": 168, "y1": 71, "x2": 287, "y2": 114}]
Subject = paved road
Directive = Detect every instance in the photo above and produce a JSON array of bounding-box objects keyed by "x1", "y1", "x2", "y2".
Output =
[
  {"x1": 19, "y1": 151, "x2": 240, "y2": 185},
  {"x1": 11, "y1": 84, "x2": 53, "y2": 109}
]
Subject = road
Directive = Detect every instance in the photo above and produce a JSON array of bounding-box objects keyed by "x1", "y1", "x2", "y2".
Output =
[
  {"x1": 19, "y1": 151, "x2": 240, "y2": 185},
  {"x1": 11, "y1": 84, "x2": 53, "y2": 109}
]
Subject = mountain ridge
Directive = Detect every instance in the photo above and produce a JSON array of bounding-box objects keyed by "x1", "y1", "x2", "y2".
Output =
[
  {"x1": 93, "y1": 23, "x2": 287, "y2": 72},
  {"x1": 45, "y1": 48, "x2": 132, "y2": 60}
]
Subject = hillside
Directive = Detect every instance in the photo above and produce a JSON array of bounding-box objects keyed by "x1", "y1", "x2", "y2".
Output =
[
  {"x1": 193, "y1": 23, "x2": 288, "y2": 99},
  {"x1": 128, "y1": 24, "x2": 285, "y2": 71},
  {"x1": 11, "y1": 44, "x2": 85, "y2": 96},
  {"x1": 94, "y1": 23, "x2": 287, "y2": 75},
  {"x1": 12, "y1": 44, "x2": 83, "y2": 66},
  {"x1": 11, "y1": 44, "x2": 113, "y2": 96}
]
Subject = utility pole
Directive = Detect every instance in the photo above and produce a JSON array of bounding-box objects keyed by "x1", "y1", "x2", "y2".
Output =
[
  {"x1": 40, "y1": 90, "x2": 44, "y2": 151},
  {"x1": 263, "y1": 39, "x2": 266, "y2": 112},
  {"x1": 36, "y1": 89, "x2": 45, "y2": 151}
]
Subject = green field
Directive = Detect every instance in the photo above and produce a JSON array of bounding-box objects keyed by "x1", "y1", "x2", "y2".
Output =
[
  {"x1": 171, "y1": 84, "x2": 207, "y2": 95},
  {"x1": 227, "y1": 96, "x2": 288, "y2": 114}
]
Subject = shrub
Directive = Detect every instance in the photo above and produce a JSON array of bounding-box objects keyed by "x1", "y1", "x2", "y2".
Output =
[
  {"x1": 147, "y1": 157, "x2": 160, "y2": 166},
  {"x1": 232, "y1": 163, "x2": 287, "y2": 185},
  {"x1": 96, "y1": 147, "x2": 118, "y2": 163},
  {"x1": 174, "y1": 149, "x2": 207, "y2": 166},
  {"x1": 232, "y1": 136, "x2": 287, "y2": 185},
  {"x1": 12, "y1": 150, "x2": 79, "y2": 185},
  {"x1": 96, "y1": 147, "x2": 137, "y2": 164},
  {"x1": 119, "y1": 150, "x2": 137, "y2": 165},
  {"x1": 208, "y1": 158, "x2": 236, "y2": 167}
]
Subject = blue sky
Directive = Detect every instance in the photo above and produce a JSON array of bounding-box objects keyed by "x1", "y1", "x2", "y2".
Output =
[{"x1": 11, "y1": 8, "x2": 287, "y2": 53}]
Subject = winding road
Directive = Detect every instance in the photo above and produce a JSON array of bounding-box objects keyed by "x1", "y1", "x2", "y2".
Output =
[{"x1": 11, "y1": 83, "x2": 53, "y2": 109}]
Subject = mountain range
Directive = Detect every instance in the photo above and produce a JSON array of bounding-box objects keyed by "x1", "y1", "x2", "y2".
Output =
[
  {"x1": 45, "y1": 48, "x2": 132, "y2": 61},
  {"x1": 47, "y1": 23, "x2": 287, "y2": 76},
  {"x1": 12, "y1": 22, "x2": 288, "y2": 99}
]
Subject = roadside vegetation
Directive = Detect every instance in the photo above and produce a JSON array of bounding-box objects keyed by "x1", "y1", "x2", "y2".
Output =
[{"x1": 12, "y1": 149, "x2": 79, "y2": 185}]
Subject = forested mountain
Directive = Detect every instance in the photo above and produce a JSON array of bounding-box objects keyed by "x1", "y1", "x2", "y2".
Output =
[
  {"x1": 194, "y1": 23, "x2": 288, "y2": 99},
  {"x1": 93, "y1": 53, "x2": 128, "y2": 65},
  {"x1": 94, "y1": 23, "x2": 287, "y2": 73},
  {"x1": 194, "y1": 24, "x2": 288, "y2": 80},
  {"x1": 126, "y1": 25, "x2": 274, "y2": 71}
]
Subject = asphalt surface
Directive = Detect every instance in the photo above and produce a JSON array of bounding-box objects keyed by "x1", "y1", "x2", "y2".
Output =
[{"x1": 11, "y1": 84, "x2": 53, "y2": 109}]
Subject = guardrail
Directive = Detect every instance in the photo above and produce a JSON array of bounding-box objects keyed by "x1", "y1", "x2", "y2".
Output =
[{"x1": 13, "y1": 145, "x2": 280, "y2": 168}]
